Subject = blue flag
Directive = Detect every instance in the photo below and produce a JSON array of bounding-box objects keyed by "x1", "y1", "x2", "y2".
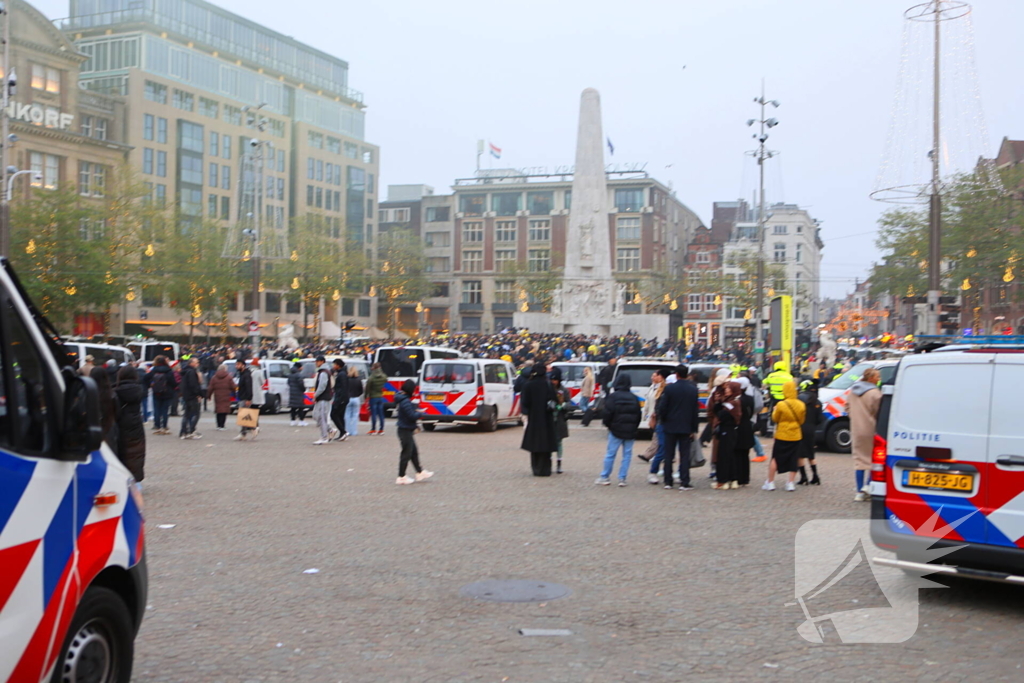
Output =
[{"x1": 607, "y1": 137, "x2": 614, "y2": 156}]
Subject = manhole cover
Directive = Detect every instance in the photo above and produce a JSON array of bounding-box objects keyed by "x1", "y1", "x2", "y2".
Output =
[{"x1": 459, "y1": 580, "x2": 571, "y2": 603}]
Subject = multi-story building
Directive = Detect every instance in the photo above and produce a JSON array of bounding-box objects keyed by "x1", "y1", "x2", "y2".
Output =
[
  {"x1": 4, "y1": 0, "x2": 132, "y2": 335},
  {"x1": 444, "y1": 169, "x2": 703, "y2": 333},
  {"x1": 57, "y1": 0, "x2": 380, "y2": 335}
]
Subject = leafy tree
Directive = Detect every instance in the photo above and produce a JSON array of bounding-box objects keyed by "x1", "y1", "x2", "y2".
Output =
[
  {"x1": 497, "y1": 257, "x2": 564, "y2": 312},
  {"x1": 373, "y1": 228, "x2": 430, "y2": 337}
]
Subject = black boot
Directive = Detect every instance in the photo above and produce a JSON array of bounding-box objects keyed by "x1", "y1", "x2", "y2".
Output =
[
  {"x1": 809, "y1": 464, "x2": 821, "y2": 485},
  {"x1": 797, "y1": 465, "x2": 809, "y2": 485}
]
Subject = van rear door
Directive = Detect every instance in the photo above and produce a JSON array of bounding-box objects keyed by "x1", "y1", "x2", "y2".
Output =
[
  {"x1": 484, "y1": 363, "x2": 513, "y2": 417},
  {"x1": 983, "y1": 355, "x2": 1024, "y2": 548},
  {"x1": 885, "y1": 355, "x2": 990, "y2": 545},
  {"x1": 419, "y1": 363, "x2": 478, "y2": 417}
]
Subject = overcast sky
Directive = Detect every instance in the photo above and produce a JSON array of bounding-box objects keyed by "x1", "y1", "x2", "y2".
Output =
[{"x1": 37, "y1": 0, "x2": 1024, "y2": 298}]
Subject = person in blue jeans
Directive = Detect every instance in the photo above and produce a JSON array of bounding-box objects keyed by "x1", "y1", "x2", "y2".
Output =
[{"x1": 596, "y1": 374, "x2": 642, "y2": 487}]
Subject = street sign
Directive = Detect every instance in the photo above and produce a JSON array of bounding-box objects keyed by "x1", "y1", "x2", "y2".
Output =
[
  {"x1": 754, "y1": 344, "x2": 765, "y2": 353},
  {"x1": 248, "y1": 321, "x2": 259, "y2": 333}
]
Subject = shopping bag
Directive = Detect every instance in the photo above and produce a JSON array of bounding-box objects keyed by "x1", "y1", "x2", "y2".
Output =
[
  {"x1": 689, "y1": 438, "x2": 706, "y2": 468},
  {"x1": 236, "y1": 406, "x2": 260, "y2": 428},
  {"x1": 359, "y1": 400, "x2": 370, "y2": 423}
]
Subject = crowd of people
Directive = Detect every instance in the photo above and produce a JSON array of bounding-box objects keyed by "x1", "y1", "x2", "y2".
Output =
[{"x1": 83, "y1": 327, "x2": 883, "y2": 495}]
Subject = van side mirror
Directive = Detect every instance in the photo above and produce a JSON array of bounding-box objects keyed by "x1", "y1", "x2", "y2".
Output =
[{"x1": 60, "y1": 369, "x2": 103, "y2": 460}]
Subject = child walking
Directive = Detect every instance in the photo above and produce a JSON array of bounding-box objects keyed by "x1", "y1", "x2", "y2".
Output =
[{"x1": 395, "y1": 379, "x2": 434, "y2": 485}]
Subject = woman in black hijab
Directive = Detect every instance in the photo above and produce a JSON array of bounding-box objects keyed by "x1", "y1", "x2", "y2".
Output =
[{"x1": 519, "y1": 361, "x2": 557, "y2": 476}]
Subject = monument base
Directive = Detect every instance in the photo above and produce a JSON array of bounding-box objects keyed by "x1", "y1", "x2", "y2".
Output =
[{"x1": 513, "y1": 312, "x2": 670, "y2": 340}]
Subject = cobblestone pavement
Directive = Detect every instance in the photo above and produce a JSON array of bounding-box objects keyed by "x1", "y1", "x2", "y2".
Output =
[{"x1": 134, "y1": 412, "x2": 1024, "y2": 682}]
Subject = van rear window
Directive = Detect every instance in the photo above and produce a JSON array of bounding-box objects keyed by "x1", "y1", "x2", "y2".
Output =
[
  {"x1": 377, "y1": 349, "x2": 425, "y2": 377},
  {"x1": 144, "y1": 344, "x2": 177, "y2": 361},
  {"x1": 423, "y1": 364, "x2": 476, "y2": 384}
]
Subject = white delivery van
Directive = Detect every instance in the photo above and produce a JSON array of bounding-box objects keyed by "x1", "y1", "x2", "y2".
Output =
[
  {"x1": 0, "y1": 259, "x2": 147, "y2": 683},
  {"x1": 219, "y1": 358, "x2": 284, "y2": 414},
  {"x1": 62, "y1": 340, "x2": 136, "y2": 370},
  {"x1": 127, "y1": 339, "x2": 180, "y2": 368},
  {"x1": 870, "y1": 340, "x2": 1024, "y2": 583},
  {"x1": 416, "y1": 358, "x2": 522, "y2": 431}
]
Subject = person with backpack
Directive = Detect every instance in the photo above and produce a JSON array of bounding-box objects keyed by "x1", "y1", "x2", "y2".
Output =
[
  {"x1": 143, "y1": 355, "x2": 178, "y2": 435},
  {"x1": 596, "y1": 374, "x2": 642, "y2": 486}
]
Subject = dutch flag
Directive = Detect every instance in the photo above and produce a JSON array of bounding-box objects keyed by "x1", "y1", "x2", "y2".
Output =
[{"x1": 489, "y1": 142, "x2": 501, "y2": 159}]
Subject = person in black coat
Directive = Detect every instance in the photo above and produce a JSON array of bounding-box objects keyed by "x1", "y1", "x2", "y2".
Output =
[
  {"x1": 331, "y1": 358, "x2": 350, "y2": 441},
  {"x1": 234, "y1": 360, "x2": 256, "y2": 441},
  {"x1": 734, "y1": 377, "x2": 756, "y2": 486},
  {"x1": 114, "y1": 366, "x2": 147, "y2": 482},
  {"x1": 178, "y1": 357, "x2": 203, "y2": 439},
  {"x1": 596, "y1": 374, "x2": 642, "y2": 485},
  {"x1": 519, "y1": 363, "x2": 557, "y2": 476},
  {"x1": 656, "y1": 365, "x2": 700, "y2": 490},
  {"x1": 797, "y1": 379, "x2": 824, "y2": 485},
  {"x1": 549, "y1": 367, "x2": 571, "y2": 474},
  {"x1": 90, "y1": 366, "x2": 119, "y2": 451},
  {"x1": 287, "y1": 363, "x2": 308, "y2": 425}
]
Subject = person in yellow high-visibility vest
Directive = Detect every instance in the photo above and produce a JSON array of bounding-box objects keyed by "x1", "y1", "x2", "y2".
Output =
[{"x1": 764, "y1": 361, "x2": 794, "y2": 402}]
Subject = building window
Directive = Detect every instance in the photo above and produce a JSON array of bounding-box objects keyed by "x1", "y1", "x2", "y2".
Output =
[
  {"x1": 616, "y1": 248, "x2": 641, "y2": 272},
  {"x1": 527, "y1": 191, "x2": 553, "y2": 215},
  {"x1": 688, "y1": 294, "x2": 702, "y2": 313},
  {"x1": 32, "y1": 65, "x2": 60, "y2": 93},
  {"x1": 528, "y1": 219, "x2": 550, "y2": 242},
  {"x1": 325, "y1": 163, "x2": 334, "y2": 185},
  {"x1": 495, "y1": 249, "x2": 517, "y2": 272},
  {"x1": 30, "y1": 152, "x2": 59, "y2": 190},
  {"x1": 327, "y1": 137, "x2": 341, "y2": 154},
  {"x1": 344, "y1": 141, "x2": 359, "y2": 159},
  {"x1": 94, "y1": 118, "x2": 107, "y2": 140},
  {"x1": 316, "y1": 159, "x2": 324, "y2": 182},
  {"x1": 221, "y1": 196, "x2": 230, "y2": 220},
  {"x1": 208, "y1": 194, "x2": 218, "y2": 217},
  {"x1": 143, "y1": 114, "x2": 154, "y2": 141},
  {"x1": 431, "y1": 283, "x2": 450, "y2": 298},
  {"x1": 773, "y1": 224, "x2": 788, "y2": 234},
  {"x1": 156, "y1": 151, "x2": 167, "y2": 177},
  {"x1": 425, "y1": 231, "x2": 450, "y2": 248},
  {"x1": 528, "y1": 249, "x2": 550, "y2": 272},
  {"x1": 796, "y1": 243, "x2": 803, "y2": 263},
  {"x1": 426, "y1": 257, "x2": 450, "y2": 273},
  {"x1": 199, "y1": 97, "x2": 219, "y2": 118},
  {"x1": 393, "y1": 208, "x2": 411, "y2": 222},
  {"x1": 704, "y1": 294, "x2": 720, "y2": 312},
  {"x1": 426, "y1": 206, "x2": 450, "y2": 222},
  {"x1": 495, "y1": 280, "x2": 516, "y2": 304},
  {"x1": 155, "y1": 184, "x2": 166, "y2": 207},
  {"x1": 180, "y1": 121, "x2": 204, "y2": 153},
  {"x1": 209, "y1": 162, "x2": 219, "y2": 187},
  {"x1": 222, "y1": 135, "x2": 231, "y2": 159},
  {"x1": 797, "y1": 224, "x2": 803, "y2": 233},
  {"x1": 459, "y1": 194, "x2": 485, "y2": 216},
  {"x1": 362, "y1": 149, "x2": 374, "y2": 164},
  {"x1": 144, "y1": 80, "x2": 167, "y2": 104},
  {"x1": 215, "y1": 166, "x2": 227, "y2": 190},
  {"x1": 277, "y1": 150, "x2": 286, "y2": 173},
  {"x1": 306, "y1": 185, "x2": 314, "y2": 206},
  {"x1": 314, "y1": 187, "x2": 322, "y2": 208},
  {"x1": 180, "y1": 155, "x2": 203, "y2": 185},
  {"x1": 462, "y1": 250, "x2": 483, "y2": 273},
  {"x1": 143, "y1": 148, "x2": 153, "y2": 174},
  {"x1": 695, "y1": 251, "x2": 711, "y2": 264},
  {"x1": 223, "y1": 105, "x2": 242, "y2": 126},
  {"x1": 492, "y1": 192, "x2": 522, "y2": 216},
  {"x1": 616, "y1": 216, "x2": 641, "y2": 240},
  {"x1": 81, "y1": 115, "x2": 92, "y2": 138},
  {"x1": 209, "y1": 131, "x2": 219, "y2": 157},
  {"x1": 306, "y1": 158, "x2": 314, "y2": 180},
  {"x1": 277, "y1": 178, "x2": 285, "y2": 201},
  {"x1": 77, "y1": 162, "x2": 105, "y2": 197},
  {"x1": 462, "y1": 221, "x2": 483, "y2": 243},
  {"x1": 462, "y1": 281, "x2": 482, "y2": 304},
  {"x1": 157, "y1": 117, "x2": 167, "y2": 143},
  {"x1": 308, "y1": 131, "x2": 323, "y2": 149},
  {"x1": 774, "y1": 243, "x2": 786, "y2": 263},
  {"x1": 495, "y1": 221, "x2": 516, "y2": 242},
  {"x1": 564, "y1": 190, "x2": 572, "y2": 210},
  {"x1": 615, "y1": 188, "x2": 644, "y2": 212}
]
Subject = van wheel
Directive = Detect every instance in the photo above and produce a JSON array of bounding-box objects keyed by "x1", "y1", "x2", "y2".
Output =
[
  {"x1": 51, "y1": 586, "x2": 134, "y2": 683},
  {"x1": 825, "y1": 420, "x2": 852, "y2": 453},
  {"x1": 423, "y1": 423, "x2": 436, "y2": 432},
  {"x1": 481, "y1": 407, "x2": 498, "y2": 432},
  {"x1": 262, "y1": 394, "x2": 280, "y2": 415}
]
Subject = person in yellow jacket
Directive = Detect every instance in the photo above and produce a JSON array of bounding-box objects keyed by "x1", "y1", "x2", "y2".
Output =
[
  {"x1": 762, "y1": 380, "x2": 805, "y2": 492},
  {"x1": 764, "y1": 361, "x2": 794, "y2": 401}
]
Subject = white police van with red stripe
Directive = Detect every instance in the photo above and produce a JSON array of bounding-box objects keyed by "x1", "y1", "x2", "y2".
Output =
[
  {"x1": 373, "y1": 346, "x2": 462, "y2": 413},
  {"x1": 416, "y1": 359, "x2": 521, "y2": 432},
  {"x1": 870, "y1": 338, "x2": 1024, "y2": 583},
  {"x1": 0, "y1": 259, "x2": 146, "y2": 683}
]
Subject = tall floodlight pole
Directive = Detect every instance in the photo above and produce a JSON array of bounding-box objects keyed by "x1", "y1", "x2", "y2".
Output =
[
  {"x1": 926, "y1": 3, "x2": 942, "y2": 334},
  {"x1": 747, "y1": 82, "x2": 780, "y2": 365},
  {"x1": 0, "y1": 2, "x2": 11, "y2": 258}
]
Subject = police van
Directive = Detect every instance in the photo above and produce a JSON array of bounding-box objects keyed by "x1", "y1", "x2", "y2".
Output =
[
  {"x1": 373, "y1": 345, "x2": 463, "y2": 411},
  {"x1": 416, "y1": 358, "x2": 521, "y2": 431},
  {"x1": 816, "y1": 359, "x2": 900, "y2": 452},
  {"x1": 62, "y1": 340, "x2": 136, "y2": 370},
  {"x1": 0, "y1": 259, "x2": 147, "y2": 683},
  {"x1": 609, "y1": 358, "x2": 680, "y2": 437},
  {"x1": 870, "y1": 338, "x2": 1024, "y2": 583},
  {"x1": 550, "y1": 361, "x2": 605, "y2": 415}
]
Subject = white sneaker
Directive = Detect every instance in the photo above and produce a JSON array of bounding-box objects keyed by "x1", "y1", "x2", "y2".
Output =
[
  {"x1": 618, "y1": 480, "x2": 628, "y2": 487},
  {"x1": 595, "y1": 477, "x2": 611, "y2": 486},
  {"x1": 299, "y1": 421, "x2": 308, "y2": 427},
  {"x1": 290, "y1": 420, "x2": 297, "y2": 427},
  {"x1": 785, "y1": 481, "x2": 796, "y2": 492},
  {"x1": 313, "y1": 439, "x2": 330, "y2": 445},
  {"x1": 854, "y1": 491, "x2": 868, "y2": 502},
  {"x1": 762, "y1": 481, "x2": 776, "y2": 491},
  {"x1": 396, "y1": 476, "x2": 415, "y2": 485},
  {"x1": 233, "y1": 434, "x2": 246, "y2": 441},
  {"x1": 415, "y1": 470, "x2": 434, "y2": 482},
  {"x1": 647, "y1": 474, "x2": 660, "y2": 485}
]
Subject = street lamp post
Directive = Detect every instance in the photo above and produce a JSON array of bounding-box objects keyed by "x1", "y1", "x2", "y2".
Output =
[
  {"x1": 747, "y1": 83, "x2": 780, "y2": 366},
  {"x1": 0, "y1": 2, "x2": 16, "y2": 257}
]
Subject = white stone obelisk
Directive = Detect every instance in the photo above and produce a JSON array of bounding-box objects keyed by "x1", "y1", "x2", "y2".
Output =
[{"x1": 564, "y1": 88, "x2": 612, "y2": 282}]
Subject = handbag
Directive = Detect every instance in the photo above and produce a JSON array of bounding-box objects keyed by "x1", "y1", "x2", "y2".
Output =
[
  {"x1": 236, "y1": 406, "x2": 260, "y2": 428},
  {"x1": 689, "y1": 438, "x2": 706, "y2": 468}
]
